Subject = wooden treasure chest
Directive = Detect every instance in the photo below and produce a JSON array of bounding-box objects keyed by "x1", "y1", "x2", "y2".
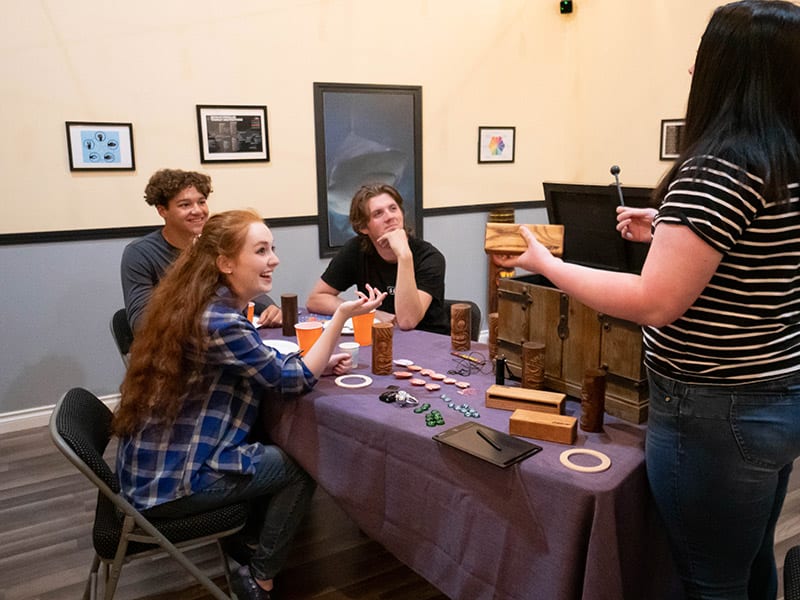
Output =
[
  {"x1": 497, "y1": 274, "x2": 648, "y2": 423},
  {"x1": 492, "y1": 183, "x2": 655, "y2": 423}
]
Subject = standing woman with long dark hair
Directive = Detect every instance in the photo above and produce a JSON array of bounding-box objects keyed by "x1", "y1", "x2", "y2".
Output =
[
  {"x1": 499, "y1": 2, "x2": 800, "y2": 597},
  {"x1": 113, "y1": 209, "x2": 386, "y2": 600}
]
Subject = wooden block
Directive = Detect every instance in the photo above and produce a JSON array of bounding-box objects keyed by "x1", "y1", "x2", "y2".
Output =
[
  {"x1": 484, "y1": 223, "x2": 564, "y2": 257},
  {"x1": 509, "y1": 409, "x2": 577, "y2": 445},
  {"x1": 485, "y1": 384, "x2": 565, "y2": 414}
]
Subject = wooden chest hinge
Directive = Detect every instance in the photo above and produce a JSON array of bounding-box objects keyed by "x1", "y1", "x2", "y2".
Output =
[
  {"x1": 558, "y1": 293, "x2": 569, "y2": 340},
  {"x1": 497, "y1": 287, "x2": 533, "y2": 310}
]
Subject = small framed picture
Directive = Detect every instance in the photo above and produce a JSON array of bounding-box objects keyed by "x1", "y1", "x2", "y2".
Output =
[
  {"x1": 660, "y1": 119, "x2": 685, "y2": 160},
  {"x1": 196, "y1": 105, "x2": 269, "y2": 163},
  {"x1": 478, "y1": 126, "x2": 515, "y2": 163},
  {"x1": 65, "y1": 122, "x2": 135, "y2": 171}
]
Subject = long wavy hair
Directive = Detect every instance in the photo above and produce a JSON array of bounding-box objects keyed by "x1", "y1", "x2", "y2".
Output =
[
  {"x1": 654, "y1": 0, "x2": 800, "y2": 204},
  {"x1": 112, "y1": 209, "x2": 264, "y2": 436}
]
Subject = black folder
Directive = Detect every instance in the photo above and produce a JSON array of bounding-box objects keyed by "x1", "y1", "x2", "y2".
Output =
[{"x1": 433, "y1": 421, "x2": 542, "y2": 468}]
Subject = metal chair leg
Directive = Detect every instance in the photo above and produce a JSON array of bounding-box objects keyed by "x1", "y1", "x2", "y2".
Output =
[
  {"x1": 83, "y1": 553, "x2": 100, "y2": 600},
  {"x1": 216, "y1": 539, "x2": 235, "y2": 593}
]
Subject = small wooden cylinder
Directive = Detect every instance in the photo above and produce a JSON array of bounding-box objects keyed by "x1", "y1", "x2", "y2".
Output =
[
  {"x1": 487, "y1": 207, "x2": 516, "y2": 315},
  {"x1": 488, "y1": 207, "x2": 515, "y2": 224},
  {"x1": 580, "y1": 368, "x2": 607, "y2": 433},
  {"x1": 371, "y1": 322, "x2": 394, "y2": 375},
  {"x1": 521, "y1": 342, "x2": 545, "y2": 389},
  {"x1": 450, "y1": 303, "x2": 472, "y2": 351},
  {"x1": 488, "y1": 312, "x2": 499, "y2": 361},
  {"x1": 281, "y1": 294, "x2": 298, "y2": 337}
]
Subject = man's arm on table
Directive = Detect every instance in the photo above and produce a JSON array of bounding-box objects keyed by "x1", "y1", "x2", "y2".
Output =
[{"x1": 306, "y1": 278, "x2": 345, "y2": 314}]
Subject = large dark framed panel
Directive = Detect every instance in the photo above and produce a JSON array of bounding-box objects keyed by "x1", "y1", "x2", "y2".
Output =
[{"x1": 313, "y1": 82, "x2": 422, "y2": 258}]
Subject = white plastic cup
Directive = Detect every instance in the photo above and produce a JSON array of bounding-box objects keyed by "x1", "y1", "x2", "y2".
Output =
[{"x1": 338, "y1": 341, "x2": 360, "y2": 368}]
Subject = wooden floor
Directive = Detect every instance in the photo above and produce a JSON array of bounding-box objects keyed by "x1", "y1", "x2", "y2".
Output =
[
  {"x1": 1, "y1": 425, "x2": 798, "y2": 600},
  {"x1": 0, "y1": 426, "x2": 447, "y2": 600}
]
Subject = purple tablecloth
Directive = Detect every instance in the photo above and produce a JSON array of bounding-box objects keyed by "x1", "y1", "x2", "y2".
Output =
[{"x1": 261, "y1": 327, "x2": 679, "y2": 600}]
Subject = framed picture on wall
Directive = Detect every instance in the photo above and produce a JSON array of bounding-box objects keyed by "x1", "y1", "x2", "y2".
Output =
[
  {"x1": 478, "y1": 126, "x2": 515, "y2": 163},
  {"x1": 196, "y1": 105, "x2": 269, "y2": 163},
  {"x1": 65, "y1": 122, "x2": 135, "y2": 171},
  {"x1": 313, "y1": 82, "x2": 423, "y2": 258},
  {"x1": 659, "y1": 119, "x2": 685, "y2": 160}
]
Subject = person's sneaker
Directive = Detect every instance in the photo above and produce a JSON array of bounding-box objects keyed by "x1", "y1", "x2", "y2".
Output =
[{"x1": 230, "y1": 565, "x2": 272, "y2": 600}]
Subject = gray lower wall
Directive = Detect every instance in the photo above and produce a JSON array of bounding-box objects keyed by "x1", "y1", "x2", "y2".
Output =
[{"x1": 0, "y1": 207, "x2": 545, "y2": 415}]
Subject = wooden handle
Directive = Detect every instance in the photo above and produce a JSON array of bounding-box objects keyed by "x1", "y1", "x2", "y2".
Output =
[{"x1": 484, "y1": 223, "x2": 564, "y2": 257}]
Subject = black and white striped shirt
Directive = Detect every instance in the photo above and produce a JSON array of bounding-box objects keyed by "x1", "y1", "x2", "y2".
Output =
[{"x1": 644, "y1": 155, "x2": 800, "y2": 384}]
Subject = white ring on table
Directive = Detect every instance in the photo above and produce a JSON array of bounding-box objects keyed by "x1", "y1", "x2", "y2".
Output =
[
  {"x1": 334, "y1": 374, "x2": 373, "y2": 389},
  {"x1": 559, "y1": 449, "x2": 611, "y2": 473}
]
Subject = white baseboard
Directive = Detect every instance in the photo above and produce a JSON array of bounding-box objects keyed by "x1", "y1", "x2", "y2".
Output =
[{"x1": 0, "y1": 393, "x2": 121, "y2": 435}]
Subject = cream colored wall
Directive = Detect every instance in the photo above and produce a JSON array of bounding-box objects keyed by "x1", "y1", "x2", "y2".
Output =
[{"x1": 1, "y1": 0, "x2": 720, "y2": 235}]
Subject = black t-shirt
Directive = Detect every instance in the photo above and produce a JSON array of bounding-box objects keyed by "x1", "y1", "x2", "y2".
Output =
[{"x1": 321, "y1": 235, "x2": 449, "y2": 334}]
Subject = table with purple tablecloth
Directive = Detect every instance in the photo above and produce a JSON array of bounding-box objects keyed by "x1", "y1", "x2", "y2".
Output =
[{"x1": 261, "y1": 326, "x2": 679, "y2": 600}]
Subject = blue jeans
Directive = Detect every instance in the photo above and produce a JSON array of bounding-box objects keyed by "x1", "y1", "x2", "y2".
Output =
[
  {"x1": 646, "y1": 370, "x2": 800, "y2": 599},
  {"x1": 144, "y1": 445, "x2": 316, "y2": 581}
]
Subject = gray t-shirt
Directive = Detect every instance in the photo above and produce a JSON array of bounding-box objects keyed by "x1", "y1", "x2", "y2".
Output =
[
  {"x1": 120, "y1": 228, "x2": 276, "y2": 331},
  {"x1": 121, "y1": 229, "x2": 178, "y2": 331}
]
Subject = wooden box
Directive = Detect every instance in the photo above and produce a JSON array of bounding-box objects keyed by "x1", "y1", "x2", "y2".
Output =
[
  {"x1": 496, "y1": 274, "x2": 648, "y2": 423},
  {"x1": 485, "y1": 384, "x2": 565, "y2": 414},
  {"x1": 509, "y1": 409, "x2": 577, "y2": 445}
]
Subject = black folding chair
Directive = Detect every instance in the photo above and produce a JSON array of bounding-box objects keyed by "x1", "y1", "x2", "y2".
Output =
[
  {"x1": 49, "y1": 387, "x2": 247, "y2": 600},
  {"x1": 787, "y1": 545, "x2": 800, "y2": 600},
  {"x1": 110, "y1": 308, "x2": 134, "y2": 367}
]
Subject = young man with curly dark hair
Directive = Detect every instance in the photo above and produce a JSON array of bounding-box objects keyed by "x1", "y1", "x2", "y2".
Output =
[{"x1": 121, "y1": 168, "x2": 279, "y2": 331}]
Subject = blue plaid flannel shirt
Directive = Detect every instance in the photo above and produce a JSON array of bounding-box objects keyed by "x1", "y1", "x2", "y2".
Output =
[{"x1": 117, "y1": 287, "x2": 316, "y2": 510}]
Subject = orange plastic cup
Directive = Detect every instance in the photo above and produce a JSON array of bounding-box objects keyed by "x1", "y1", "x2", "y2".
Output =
[
  {"x1": 351, "y1": 312, "x2": 375, "y2": 346},
  {"x1": 246, "y1": 302, "x2": 255, "y2": 323},
  {"x1": 294, "y1": 321, "x2": 323, "y2": 356}
]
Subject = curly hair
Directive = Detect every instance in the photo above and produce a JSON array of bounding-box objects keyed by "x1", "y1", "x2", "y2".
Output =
[
  {"x1": 112, "y1": 209, "x2": 264, "y2": 437},
  {"x1": 143, "y1": 169, "x2": 213, "y2": 207}
]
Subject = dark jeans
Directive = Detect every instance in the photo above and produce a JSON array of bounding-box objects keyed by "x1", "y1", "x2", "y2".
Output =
[
  {"x1": 646, "y1": 370, "x2": 800, "y2": 599},
  {"x1": 144, "y1": 445, "x2": 316, "y2": 581}
]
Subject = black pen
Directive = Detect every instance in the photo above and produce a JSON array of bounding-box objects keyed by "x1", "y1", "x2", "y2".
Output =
[{"x1": 477, "y1": 428, "x2": 502, "y2": 452}]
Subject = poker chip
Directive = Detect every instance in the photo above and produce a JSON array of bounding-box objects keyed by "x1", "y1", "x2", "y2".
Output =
[
  {"x1": 408, "y1": 364, "x2": 423, "y2": 371},
  {"x1": 425, "y1": 383, "x2": 441, "y2": 391},
  {"x1": 455, "y1": 381, "x2": 471, "y2": 389},
  {"x1": 419, "y1": 368, "x2": 435, "y2": 377},
  {"x1": 443, "y1": 377, "x2": 457, "y2": 385},
  {"x1": 394, "y1": 358, "x2": 414, "y2": 366},
  {"x1": 410, "y1": 378, "x2": 427, "y2": 386},
  {"x1": 430, "y1": 373, "x2": 446, "y2": 381},
  {"x1": 393, "y1": 371, "x2": 413, "y2": 379}
]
